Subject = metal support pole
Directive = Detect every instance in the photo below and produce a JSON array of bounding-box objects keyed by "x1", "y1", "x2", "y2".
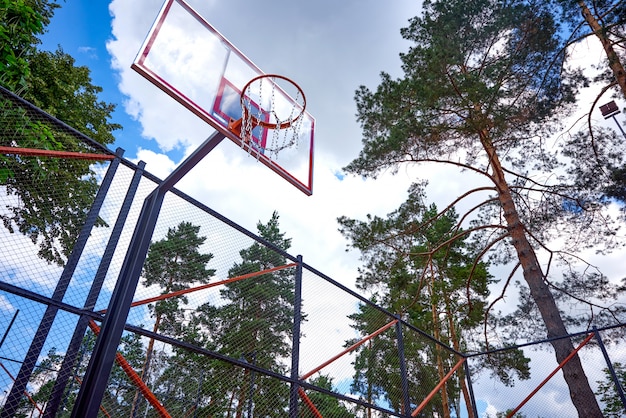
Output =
[
  {"x1": 1, "y1": 148, "x2": 124, "y2": 418},
  {"x1": 72, "y1": 131, "x2": 225, "y2": 418},
  {"x1": 0, "y1": 310, "x2": 19, "y2": 350},
  {"x1": 464, "y1": 359, "x2": 479, "y2": 418},
  {"x1": 610, "y1": 115, "x2": 626, "y2": 139},
  {"x1": 594, "y1": 326, "x2": 626, "y2": 414},
  {"x1": 44, "y1": 160, "x2": 146, "y2": 417},
  {"x1": 288, "y1": 255, "x2": 303, "y2": 417},
  {"x1": 395, "y1": 317, "x2": 411, "y2": 416}
]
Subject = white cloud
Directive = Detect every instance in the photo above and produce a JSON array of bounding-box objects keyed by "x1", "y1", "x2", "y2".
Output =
[
  {"x1": 133, "y1": 148, "x2": 177, "y2": 179},
  {"x1": 0, "y1": 295, "x2": 14, "y2": 313},
  {"x1": 104, "y1": 1, "x2": 437, "y2": 293}
]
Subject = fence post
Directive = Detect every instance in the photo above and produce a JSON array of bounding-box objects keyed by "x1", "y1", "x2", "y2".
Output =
[
  {"x1": 394, "y1": 317, "x2": 411, "y2": 416},
  {"x1": 0, "y1": 148, "x2": 124, "y2": 418},
  {"x1": 594, "y1": 326, "x2": 626, "y2": 414},
  {"x1": 43, "y1": 160, "x2": 146, "y2": 417},
  {"x1": 289, "y1": 255, "x2": 304, "y2": 417},
  {"x1": 71, "y1": 131, "x2": 225, "y2": 418}
]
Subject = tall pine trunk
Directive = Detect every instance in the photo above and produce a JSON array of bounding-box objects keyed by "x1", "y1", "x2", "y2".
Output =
[
  {"x1": 483, "y1": 136, "x2": 603, "y2": 417},
  {"x1": 579, "y1": 1, "x2": 626, "y2": 99}
]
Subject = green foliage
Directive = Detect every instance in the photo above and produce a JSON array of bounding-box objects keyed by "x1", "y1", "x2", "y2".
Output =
[
  {"x1": 551, "y1": 0, "x2": 626, "y2": 199},
  {"x1": 125, "y1": 222, "x2": 216, "y2": 416},
  {"x1": 90, "y1": 213, "x2": 304, "y2": 417},
  {"x1": 339, "y1": 184, "x2": 528, "y2": 414},
  {"x1": 346, "y1": 0, "x2": 578, "y2": 178},
  {"x1": 0, "y1": 0, "x2": 120, "y2": 265},
  {"x1": 493, "y1": 411, "x2": 527, "y2": 418},
  {"x1": 344, "y1": 1, "x2": 621, "y2": 414},
  {"x1": 0, "y1": 0, "x2": 54, "y2": 91},
  {"x1": 23, "y1": 48, "x2": 121, "y2": 144},
  {"x1": 300, "y1": 375, "x2": 353, "y2": 418},
  {"x1": 549, "y1": 0, "x2": 625, "y2": 89},
  {"x1": 29, "y1": 331, "x2": 143, "y2": 417},
  {"x1": 212, "y1": 211, "x2": 295, "y2": 360},
  {"x1": 0, "y1": 133, "x2": 107, "y2": 265},
  {"x1": 142, "y1": 221, "x2": 216, "y2": 335},
  {"x1": 596, "y1": 362, "x2": 626, "y2": 417},
  {"x1": 200, "y1": 211, "x2": 297, "y2": 417}
]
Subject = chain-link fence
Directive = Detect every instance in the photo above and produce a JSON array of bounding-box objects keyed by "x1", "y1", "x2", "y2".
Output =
[{"x1": 1, "y1": 85, "x2": 626, "y2": 417}]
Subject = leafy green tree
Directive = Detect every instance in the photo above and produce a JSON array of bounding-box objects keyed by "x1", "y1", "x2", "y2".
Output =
[
  {"x1": 29, "y1": 330, "x2": 143, "y2": 417},
  {"x1": 130, "y1": 221, "x2": 216, "y2": 416},
  {"x1": 112, "y1": 332, "x2": 148, "y2": 416},
  {"x1": 13, "y1": 331, "x2": 142, "y2": 418},
  {"x1": 0, "y1": 0, "x2": 56, "y2": 92},
  {"x1": 595, "y1": 362, "x2": 626, "y2": 417},
  {"x1": 54, "y1": 331, "x2": 98, "y2": 417},
  {"x1": 25, "y1": 48, "x2": 120, "y2": 145},
  {"x1": 343, "y1": 0, "x2": 626, "y2": 415},
  {"x1": 492, "y1": 411, "x2": 527, "y2": 418},
  {"x1": 201, "y1": 211, "x2": 298, "y2": 418},
  {"x1": 340, "y1": 187, "x2": 528, "y2": 417},
  {"x1": 0, "y1": 0, "x2": 120, "y2": 265}
]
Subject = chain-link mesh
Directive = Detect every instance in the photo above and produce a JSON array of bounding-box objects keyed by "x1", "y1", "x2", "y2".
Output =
[
  {"x1": 2, "y1": 86, "x2": 626, "y2": 418},
  {"x1": 464, "y1": 330, "x2": 626, "y2": 418}
]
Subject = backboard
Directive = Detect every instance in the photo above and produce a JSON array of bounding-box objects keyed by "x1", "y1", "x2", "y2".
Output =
[{"x1": 132, "y1": 0, "x2": 314, "y2": 195}]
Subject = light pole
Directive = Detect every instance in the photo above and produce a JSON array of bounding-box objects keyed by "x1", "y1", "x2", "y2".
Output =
[{"x1": 600, "y1": 100, "x2": 626, "y2": 139}]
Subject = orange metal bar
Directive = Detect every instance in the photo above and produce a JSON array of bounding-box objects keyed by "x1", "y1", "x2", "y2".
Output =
[
  {"x1": 0, "y1": 146, "x2": 115, "y2": 160},
  {"x1": 295, "y1": 320, "x2": 399, "y2": 417},
  {"x1": 506, "y1": 332, "x2": 595, "y2": 418},
  {"x1": 0, "y1": 361, "x2": 44, "y2": 415},
  {"x1": 97, "y1": 263, "x2": 298, "y2": 314},
  {"x1": 298, "y1": 387, "x2": 324, "y2": 418},
  {"x1": 299, "y1": 319, "x2": 399, "y2": 381},
  {"x1": 411, "y1": 357, "x2": 466, "y2": 416},
  {"x1": 88, "y1": 321, "x2": 172, "y2": 418}
]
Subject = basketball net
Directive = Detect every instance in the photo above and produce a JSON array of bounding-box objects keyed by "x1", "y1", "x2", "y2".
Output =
[{"x1": 238, "y1": 74, "x2": 306, "y2": 161}]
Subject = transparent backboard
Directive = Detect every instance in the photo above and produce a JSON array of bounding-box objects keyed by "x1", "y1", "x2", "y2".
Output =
[{"x1": 132, "y1": 0, "x2": 314, "y2": 195}]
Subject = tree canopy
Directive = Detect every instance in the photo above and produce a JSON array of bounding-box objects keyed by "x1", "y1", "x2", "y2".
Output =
[
  {"x1": 344, "y1": 0, "x2": 626, "y2": 415},
  {"x1": 0, "y1": 0, "x2": 120, "y2": 265},
  {"x1": 340, "y1": 185, "x2": 530, "y2": 416}
]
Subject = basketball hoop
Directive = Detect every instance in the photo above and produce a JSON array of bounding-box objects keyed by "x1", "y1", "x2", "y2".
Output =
[{"x1": 228, "y1": 74, "x2": 306, "y2": 160}]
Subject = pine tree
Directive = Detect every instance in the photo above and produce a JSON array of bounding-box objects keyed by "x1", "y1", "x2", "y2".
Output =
[
  {"x1": 595, "y1": 362, "x2": 626, "y2": 417},
  {"x1": 344, "y1": 0, "x2": 623, "y2": 415},
  {"x1": 300, "y1": 375, "x2": 353, "y2": 418},
  {"x1": 205, "y1": 211, "x2": 298, "y2": 417},
  {"x1": 131, "y1": 221, "x2": 215, "y2": 417},
  {"x1": 340, "y1": 186, "x2": 527, "y2": 417},
  {"x1": 551, "y1": 0, "x2": 626, "y2": 99}
]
